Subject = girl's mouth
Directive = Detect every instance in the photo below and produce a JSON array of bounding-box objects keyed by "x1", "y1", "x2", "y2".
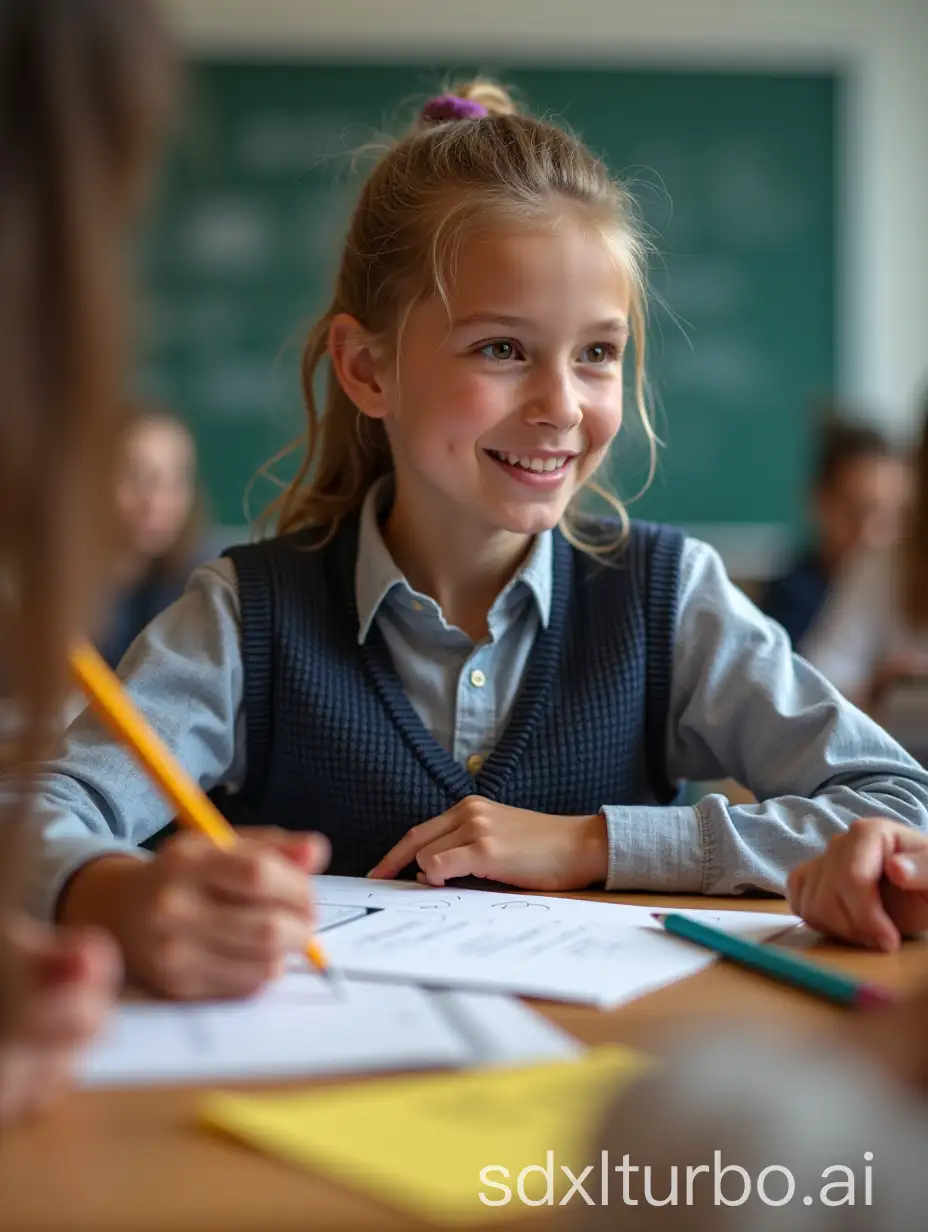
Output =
[{"x1": 485, "y1": 449, "x2": 575, "y2": 488}]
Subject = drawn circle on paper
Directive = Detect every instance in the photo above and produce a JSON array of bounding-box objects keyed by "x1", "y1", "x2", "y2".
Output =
[{"x1": 491, "y1": 901, "x2": 550, "y2": 910}]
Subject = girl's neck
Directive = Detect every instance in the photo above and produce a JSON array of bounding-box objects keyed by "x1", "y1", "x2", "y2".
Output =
[{"x1": 382, "y1": 494, "x2": 533, "y2": 642}]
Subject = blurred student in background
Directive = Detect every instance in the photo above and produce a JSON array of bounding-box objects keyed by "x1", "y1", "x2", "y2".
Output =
[
  {"x1": 97, "y1": 406, "x2": 204, "y2": 668},
  {"x1": 0, "y1": 0, "x2": 172, "y2": 1126},
  {"x1": 805, "y1": 397, "x2": 928, "y2": 749},
  {"x1": 762, "y1": 417, "x2": 911, "y2": 649}
]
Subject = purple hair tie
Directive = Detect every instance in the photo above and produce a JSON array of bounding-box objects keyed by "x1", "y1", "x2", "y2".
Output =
[{"x1": 421, "y1": 94, "x2": 488, "y2": 124}]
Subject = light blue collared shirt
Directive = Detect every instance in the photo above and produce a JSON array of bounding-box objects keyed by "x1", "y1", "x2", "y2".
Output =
[
  {"x1": 355, "y1": 479, "x2": 552, "y2": 768},
  {"x1": 19, "y1": 478, "x2": 928, "y2": 920}
]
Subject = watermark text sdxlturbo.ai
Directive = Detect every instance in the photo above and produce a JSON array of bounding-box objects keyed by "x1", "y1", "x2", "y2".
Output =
[{"x1": 478, "y1": 1150, "x2": 874, "y2": 1209}]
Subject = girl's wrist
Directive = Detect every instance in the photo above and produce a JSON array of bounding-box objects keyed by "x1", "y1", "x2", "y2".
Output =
[
  {"x1": 573, "y1": 811, "x2": 609, "y2": 887},
  {"x1": 58, "y1": 854, "x2": 146, "y2": 940}
]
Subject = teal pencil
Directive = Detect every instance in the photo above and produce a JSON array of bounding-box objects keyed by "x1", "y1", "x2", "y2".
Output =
[{"x1": 653, "y1": 913, "x2": 897, "y2": 1010}]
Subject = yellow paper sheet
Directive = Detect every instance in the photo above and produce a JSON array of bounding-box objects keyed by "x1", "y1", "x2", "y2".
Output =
[{"x1": 200, "y1": 1045, "x2": 648, "y2": 1224}]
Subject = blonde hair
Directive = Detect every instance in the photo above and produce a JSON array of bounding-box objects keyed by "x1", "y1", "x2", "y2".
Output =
[{"x1": 268, "y1": 79, "x2": 655, "y2": 553}]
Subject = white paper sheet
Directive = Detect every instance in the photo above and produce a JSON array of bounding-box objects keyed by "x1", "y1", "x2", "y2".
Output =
[
  {"x1": 314, "y1": 876, "x2": 799, "y2": 1008},
  {"x1": 316, "y1": 903, "x2": 378, "y2": 930},
  {"x1": 79, "y1": 971, "x2": 472, "y2": 1087},
  {"x1": 430, "y1": 990, "x2": 583, "y2": 1066}
]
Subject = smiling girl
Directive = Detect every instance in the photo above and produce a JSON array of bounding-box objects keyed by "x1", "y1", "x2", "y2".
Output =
[{"x1": 24, "y1": 81, "x2": 928, "y2": 1000}]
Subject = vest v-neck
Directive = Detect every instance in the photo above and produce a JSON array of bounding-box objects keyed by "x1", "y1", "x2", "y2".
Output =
[
  {"x1": 222, "y1": 515, "x2": 683, "y2": 874},
  {"x1": 347, "y1": 523, "x2": 574, "y2": 802}
]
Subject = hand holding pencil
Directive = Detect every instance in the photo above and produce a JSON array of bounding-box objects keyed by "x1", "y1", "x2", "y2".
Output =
[{"x1": 62, "y1": 642, "x2": 332, "y2": 1002}]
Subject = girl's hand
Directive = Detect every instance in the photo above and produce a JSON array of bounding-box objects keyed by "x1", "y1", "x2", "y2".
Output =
[
  {"x1": 787, "y1": 818, "x2": 928, "y2": 951},
  {"x1": 0, "y1": 914, "x2": 119, "y2": 1126},
  {"x1": 62, "y1": 828, "x2": 331, "y2": 1000},
  {"x1": 367, "y1": 797, "x2": 608, "y2": 892}
]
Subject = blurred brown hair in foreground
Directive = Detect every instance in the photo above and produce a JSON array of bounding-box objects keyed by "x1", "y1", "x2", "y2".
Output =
[{"x1": 0, "y1": 0, "x2": 174, "y2": 775}]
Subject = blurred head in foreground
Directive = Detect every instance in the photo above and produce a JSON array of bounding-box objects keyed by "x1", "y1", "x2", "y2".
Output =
[
  {"x1": 0, "y1": 0, "x2": 174, "y2": 761},
  {"x1": 0, "y1": 0, "x2": 174, "y2": 1127}
]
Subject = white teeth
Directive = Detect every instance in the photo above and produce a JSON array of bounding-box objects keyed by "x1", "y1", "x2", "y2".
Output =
[{"x1": 491, "y1": 451, "x2": 571, "y2": 472}]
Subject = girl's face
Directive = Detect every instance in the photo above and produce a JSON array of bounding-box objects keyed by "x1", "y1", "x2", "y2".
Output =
[
  {"x1": 116, "y1": 419, "x2": 195, "y2": 559},
  {"x1": 372, "y1": 221, "x2": 631, "y2": 538}
]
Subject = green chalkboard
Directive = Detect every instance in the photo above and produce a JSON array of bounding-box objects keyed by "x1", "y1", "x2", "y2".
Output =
[{"x1": 138, "y1": 63, "x2": 835, "y2": 531}]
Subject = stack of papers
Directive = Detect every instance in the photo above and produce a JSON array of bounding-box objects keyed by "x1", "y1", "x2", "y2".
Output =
[
  {"x1": 79, "y1": 970, "x2": 580, "y2": 1088},
  {"x1": 79, "y1": 877, "x2": 796, "y2": 1087},
  {"x1": 313, "y1": 876, "x2": 799, "y2": 1007}
]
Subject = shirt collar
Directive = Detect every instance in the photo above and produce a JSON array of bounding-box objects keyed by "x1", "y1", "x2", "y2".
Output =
[
  {"x1": 501, "y1": 526, "x2": 552, "y2": 630},
  {"x1": 355, "y1": 477, "x2": 407, "y2": 644},
  {"x1": 354, "y1": 475, "x2": 553, "y2": 643}
]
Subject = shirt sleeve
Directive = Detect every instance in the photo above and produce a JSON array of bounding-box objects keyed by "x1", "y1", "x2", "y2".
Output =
[
  {"x1": 576, "y1": 1030, "x2": 925, "y2": 1231},
  {"x1": 801, "y1": 550, "x2": 896, "y2": 696},
  {"x1": 19, "y1": 558, "x2": 247, "y2": 921},
  {"x1": 600, "y1": 538, "x2": 928, "y2": 894}
]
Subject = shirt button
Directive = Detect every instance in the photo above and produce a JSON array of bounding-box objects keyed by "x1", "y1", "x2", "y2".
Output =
[
  {"x1": 469, "y1": 668, "x2": 487, "y2": 688},
  {"x1": 466, "y1": 753, "x2": 485, "y2": 775},
  {"x1": 410, "y1": 599, "x2": 424, "y2": 612}
]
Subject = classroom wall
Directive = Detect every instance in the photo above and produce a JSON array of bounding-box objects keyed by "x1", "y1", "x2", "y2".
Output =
[{"x1": 165, "y1": 0, "x2": 928, "y2": 436}]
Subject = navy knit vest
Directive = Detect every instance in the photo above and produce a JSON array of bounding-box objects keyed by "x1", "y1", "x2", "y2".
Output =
[{"x1": 218, "y1": 517, "x2": 683, "y2": 877}]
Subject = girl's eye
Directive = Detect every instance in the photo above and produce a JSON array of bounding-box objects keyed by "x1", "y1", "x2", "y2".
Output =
[
  {"x1": 579, "y1": 342, "x2": 620, "y2": 365},
  {"x1": 479, "y1": 339, "x2": 521, "y2": 361}
]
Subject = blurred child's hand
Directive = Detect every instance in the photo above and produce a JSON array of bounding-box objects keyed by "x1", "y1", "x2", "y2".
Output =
[
  {"x1": 62, "y1": 829, "x2": 330, "y2": 1000},
  {"x1": 0, "y1": 914, "x2": 119, "y2": 1126},
  {"x1": 787, "y1": 818, "x2": 928, "y2": 951},
  {"x1": 367, "y1": 798, "x2": 607, "y2": 891}
]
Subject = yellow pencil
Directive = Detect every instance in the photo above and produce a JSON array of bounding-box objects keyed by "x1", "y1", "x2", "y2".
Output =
[{"x1": 69, "y1": 639, "x2": 329, "y2": 975}]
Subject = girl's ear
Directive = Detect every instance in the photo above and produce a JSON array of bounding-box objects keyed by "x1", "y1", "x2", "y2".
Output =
[{"x1": 328, "y1": 314, "x2": 390, "y2": 421}]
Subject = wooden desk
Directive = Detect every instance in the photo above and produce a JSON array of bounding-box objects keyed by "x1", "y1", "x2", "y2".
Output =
[{"x1": 4, "y1": 892, "x2": 928, "y2": 1232}]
